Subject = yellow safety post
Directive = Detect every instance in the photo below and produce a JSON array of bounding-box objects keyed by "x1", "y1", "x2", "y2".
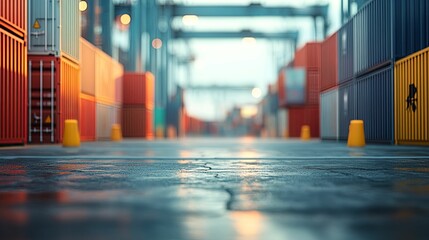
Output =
[
  {"x1": 347, "y1": 120, "x2": 366, "y2": 147},
  {"x1": 156, "y1": 126, "x2": 164, "y2": 139},
  {"x1": 300, "y1": 125, "x2": 310, "y2": 140},
  {"x1": 63, "y1": 119, "x2": 80, "y2": 147},
  {"x1": 111, "y1": 124, "x2": 122, "y2": 142}
]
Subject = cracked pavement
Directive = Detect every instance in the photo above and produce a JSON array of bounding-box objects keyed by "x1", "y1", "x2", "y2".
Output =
[{"x1": 1, "y1": 138, "x2": 429, "y2": 239}]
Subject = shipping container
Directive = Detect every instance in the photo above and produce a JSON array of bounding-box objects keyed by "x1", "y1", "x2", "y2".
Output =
[
  {"x1": 80, "y1": 39, "x2": 96, "y2": 96},
  {"x1": 338, "y1": 81, "x2": 356, "y2": 140},
  {"x1": 394, "y1": 0, "x2": 429, "y2": 60},
  {"x1": 28, "y1": 0, "x2": 80, "y2": 62},
  {"x1": 0, "y1": 28, "x2": 27, "y2": 145},
  {"x1": 122, "y1": 106, "x2": 153, "y2": 138},
  {"x1": 395, "y1": 47, "x2": 429, "y2": 145},
  {"x1": 80, "y1": 94, "x2": 96, "y2": 141},
  {"x1": 123, "y1": 72, "x2": 155, "y2": 108},
  {"x1": 294, "y1": 42, "x2": 321, "y2": 71},
  {"x1": 95, "y1": 50, "x2": 118, "y2": 104},
  {"x1": 356, "y1": 65, "x2": 393, "y2": 143},
  {"x1": 353, "y1": 0, "x2": 392, "y2": 77},
  {"x1": 278, "y1": 67, "x2": 320, "y2": 106},
  {"x1": 114, "y1": 61, "x2": 124, "y2": 104},
  {"x1": 28, "y1": 55, "x2": 80, "y2": 144},
  {"x1": 96, "y1": 102, "x2": 120, "y2": 140},
  {"x1": 321, "y1": 32, "x2": 338, "y2": 91},
  {"x1": 288, "y1": 106, "x2": 320, "y2": 138},
  {"x1": 338, "y1": 19, "x2": 354, "y2": 83},
  {"x1": 320, "y1": 88, "x2": 338, "y2": 140},
  {"x1": 0, "y1": 0, "x2": 27, "y2": 37}
]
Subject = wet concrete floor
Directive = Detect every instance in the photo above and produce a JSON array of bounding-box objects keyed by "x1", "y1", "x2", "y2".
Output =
[{"x1": 1, "y1": 138, "x2": 429, "y2": 240}]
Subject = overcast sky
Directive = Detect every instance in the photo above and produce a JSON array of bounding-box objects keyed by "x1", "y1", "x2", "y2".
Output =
[{"x1": 171, "y1": 0, "x2": 342, "y2": 121}]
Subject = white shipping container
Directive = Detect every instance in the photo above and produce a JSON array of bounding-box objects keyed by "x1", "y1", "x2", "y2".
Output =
[
  {"x1": 96, "y1": 102, "x2": 121, "y2": 140},
  {"x1": 320, "y1": 88, "x2": 339, "y2": 140},
  {"x1": 28, "y1": 0, "x2": 80, "y2": 61}
]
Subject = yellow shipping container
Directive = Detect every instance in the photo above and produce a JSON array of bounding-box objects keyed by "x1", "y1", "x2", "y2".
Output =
[{"x1": 395, "y1": 47, "x2": 429, "y2": 145}]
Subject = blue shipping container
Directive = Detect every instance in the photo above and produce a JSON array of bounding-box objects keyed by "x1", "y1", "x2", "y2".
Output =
[
  {"x1": 356, "y1": 65, "x2": 393, "y2": 143},
  {"x1": 338, "y1": 19, "x2": 354, "y2": 83},
  {"x1": 394, "y1": 0, "x2": 429, "y2": 60},
  {"x1": 320, "y1": 88, "x2": 338, "y2": 140},
  {"x1": 338, "y1": 81, "x2": 356, "y2": 140},
  {"x1": 354, "y1": 0, "x2": 392, "y2": 77}
]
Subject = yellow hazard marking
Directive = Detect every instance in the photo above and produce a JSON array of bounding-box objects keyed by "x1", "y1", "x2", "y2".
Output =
[
  {"x1": 33, "y1": 20, "x2": 41, "y2": 29},
  {"x1": 45, "y1": 116, "x2": 51, "y2": 124}
]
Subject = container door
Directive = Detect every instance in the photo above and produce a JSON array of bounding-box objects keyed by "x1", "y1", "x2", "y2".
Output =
[{"x1": 28, "y1": 59, "x2": 57, "y2": 143}]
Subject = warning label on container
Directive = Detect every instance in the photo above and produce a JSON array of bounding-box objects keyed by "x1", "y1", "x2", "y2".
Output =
[
  {"x1": 45, "y1": 116, "x2": 51, "y2": 124},
  {"x1": 33, "y1": 20, "x2": 41, "y2": 29}
]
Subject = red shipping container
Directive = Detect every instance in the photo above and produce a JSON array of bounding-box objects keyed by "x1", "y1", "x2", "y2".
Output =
[
  {"x1": 288, "y1": 106, "x2": 320, "y2": 138},
  {"x1": 28, "y1": 55, "x2": 80, "y2": 144},
  {"x1": 294, "y1": 42, "x2": 321, "y2": 70},
  {"x1": 80, "y1": 94, "x2": 96, "y2": 141},
  {"x1": 122, "y1": 106, "x2": 153, "y2": 138},
  {"x1": 123, "y1": 72, "x2": 155, "y2": 109},
  {"x1": 0, "y1": 28, "x2": 27, "y2": 145},
  {"x1": 0, "y1": 0, "x2": 27, "y2": 38},
  {"x1": 321, "y1": 32, "x2": 338, "y2": 91}
]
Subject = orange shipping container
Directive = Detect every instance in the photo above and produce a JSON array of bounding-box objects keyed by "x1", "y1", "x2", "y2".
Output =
[
  {"x1": 122, "y1": 106, "x2": 153, "y2": 138},
  {"x1": 28, "y1": 55, "x2": 80, "y2": 144},
  {"x1": 80, "y1": 94, "x2": 96, "y2": 141},
  {"x1": 123, "y1": 72, "x2": 155, "y2": 109},
  {"x1": 80, "y1": 38, "x2": 96, "y2": 96},
  {"x1": 0, "y1": 28, "x2": 27, "y2": 145}
]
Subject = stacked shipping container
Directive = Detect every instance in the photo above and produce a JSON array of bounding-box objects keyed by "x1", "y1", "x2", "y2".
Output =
[
  {"x1": 278, "y1": 42, "x2": 321, "y2": 138},
  {"x1": 79, "y1": 38, "x2": 123, "y2": 141},
  {"x1": 27, "y1": 0, "x2": 81, "y2": 144},
  {"x1": 122, "y1": 72, "x2": 155, "y2": 139},
  {"x1": 0, "y1": 0, "x2": 28, "y2": 145}
]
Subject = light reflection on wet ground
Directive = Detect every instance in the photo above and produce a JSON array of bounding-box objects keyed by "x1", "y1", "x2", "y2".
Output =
[{"x1": 1, "y1": 138, "x2": 429, "y2": 239}]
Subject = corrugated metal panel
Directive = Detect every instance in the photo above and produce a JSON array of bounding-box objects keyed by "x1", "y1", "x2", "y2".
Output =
[
  {"x1": 307, "y1": 70, "x2": 320, "y2": 105},
  {"x1": 0, "y1": 0, "x2": 27, "y2": 37},
  {"x1": 338, "y1": 81, "x2": 356, "y2": 140},
  {"x1": 294, "y1": 42, "x2": 321, "y2": 70},
  {"x1": 320, "y1": 88, "x2": 338, "y2": 140},
  {"x1": 288, "y1": 106, "x2": 320, "y2": 138},
  {"x1": 321, "y1": 32, "x2": 338, "y2": 91},
  {"x1": 395, "y1": 47, "x2": 429, "y2": 145},
  {"x1": 354, "y1": 0, "x2": 392, "y2": 77},
  {"x1": 28, "y1": 55, "x2": 80, "y2": 144},
  {"x1": 28, "y1": 0, "x2": 80, "y2": 62},
  {"x1": 123, "y1": 72, "x2": 155, "y2": 109},
  {"x1": 80, "y1": 94, "x2": 96, "y2": 141},
  {"x1": 96, "y1": 102, "x2": 120, "y2": 140},
  {"x1": 356, "y1": 65, "x2": 393, "y2": 143},
  {"x1": 395, "y1": 0, "x2": 429, "y2": 60},
  {"x1": 122, "y1": 106, "x2": 153, "y2": 138},
  {"x1": 0, "y1": 28, "x2": 27, "y2": 145},
  {"x1": 338, "y1": 20, "x2": 354, "y2": 83},
  {"x1": 80, "y1": 38, "x2": 96, "y2": 96},
  {"x1": 277, "y1": 69, "x2": 285, "y2": 107}
]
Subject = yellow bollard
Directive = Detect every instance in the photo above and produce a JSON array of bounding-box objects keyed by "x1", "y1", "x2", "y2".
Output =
[
  {"x1": 156, "y1": 126, "x2": 164, "y2": 139},
  {"x1": 63, "y1": 119, "x2": 80, "y2": 147},
  {"x1": 111, "y1": 124, "x2": 122, "y2": 142},
  {"x1": 300, "y1": 125, "x2": 310, "y2": 140},
  {"x1": 347, "y1": 120, "x2": 366, "y2": 147}
]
